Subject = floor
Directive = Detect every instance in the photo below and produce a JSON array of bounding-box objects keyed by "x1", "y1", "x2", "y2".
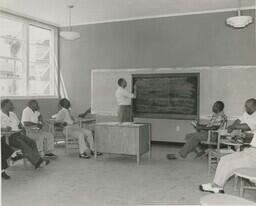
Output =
[{"x1": 2, "y1": 143, "x2": 255, "y2": 206}]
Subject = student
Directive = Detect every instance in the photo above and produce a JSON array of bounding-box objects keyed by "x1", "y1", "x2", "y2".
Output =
[
  {"x1": 21, "y1": 100, "x2": 57, "y2": 159},
  {"x1": 167, "y1": 101, "x2": 227, "y2": 160},
  {"x1": 200, "y1": 98, "x2": 256, "y2": 193},
  {"x1": 54, "y1": 98, "x2": 100, "y2": 159},
  {"x1": 1, "y1": 136, "x2": 23, "y2": 179},
  {"x1": 115, "y1": 78, "x2": 136, "y2": 122},
  {"x1": 1, "y1": 99, "x2": 50, "y2": 169}
]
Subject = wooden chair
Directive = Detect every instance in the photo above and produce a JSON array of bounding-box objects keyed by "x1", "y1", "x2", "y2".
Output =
[
  {"x1": 234, "y1": 168, "x2": 256, "y2": 197},
  {"x1": 48, "y1": 119, "x2": 66, "y2": 144},
  {"x1": 200, "y1": 194, "x2": 255, "y2": 205},
  {"x1": 64, "y1": 125, "x2": 79, "y2": 153},
  {"x1": 206, "y1": 129, "x2": 242, "y2": 173}
]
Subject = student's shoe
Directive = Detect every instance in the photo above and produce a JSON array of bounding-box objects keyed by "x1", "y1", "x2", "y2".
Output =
[
  {"x1": 2, "y1": 171, "x2": 10, "y2": 180},
  {"x1": 166, "y1": 154, "x2": 177, "y2": 160},
  {"x1": 91, "y1": 151, "x2": 103, "y2": 156},
  {"x1": 199, "y1": 183, "x2": 224, "y2": 193},
  {"x1": 35, "y1": 158, "x2": 44, "y2": 169},
  {"x1": 35, "y1": 158, "x2": 50, "y2": 169},
  {"x1": 42, "y1": 159, "x2": 50, "y2": 166},
  {"x1": 79, "y1": 153, "x2": 91, "y2": 159},
  {"x1": 11, "y1": 153, "x2": 23, "y2": 162},
  {"x1": 45, "y1": 153, "x2": 58, "y2": 159}
]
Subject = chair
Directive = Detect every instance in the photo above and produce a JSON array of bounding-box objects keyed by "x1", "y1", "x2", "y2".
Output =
[
  {"x1": 48, "y1": 119, "x2": 66, "y2": 144},
  {"x1": 48, "y1": 118, "x2": 80, "y2": 153},
  {"x1": 64, "y1": 125, "x2": 79, "y2": 153},
  {"x1": 206, "y1": 129, "x2": 242, "y2": 173},
  {"x1": 200, "y1": 194, "x2": 255, "y2": 205},
  {"x1": 234, "y1": 168, "x2": 256, "y2": 197}
]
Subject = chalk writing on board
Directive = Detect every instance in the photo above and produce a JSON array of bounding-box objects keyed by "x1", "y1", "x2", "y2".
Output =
[{"x1": 132, "y1": 73, "x2": 199, "y2": 119}]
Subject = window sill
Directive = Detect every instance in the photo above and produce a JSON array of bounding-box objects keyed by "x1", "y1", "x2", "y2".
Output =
[{"x1": 0, "y1": 95, "x2": 59, "y2": 100}]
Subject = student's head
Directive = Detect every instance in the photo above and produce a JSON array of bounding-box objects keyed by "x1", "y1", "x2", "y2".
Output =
[
  {"x1": 245, "y1": 98, "x2": 256, "y2": 115},
  {"x1": 28, "y1": 100, "x2": 39, "y2": 111},
  {"x1": 212, "y1": 101, "x2": 224, "y2": 113},
  {"x1": 1, "y1": 99, "x2": 14, "y2": 113},
  {"x1": 117, "y1": 78, "x2": 127, "y2": 88},
  {"x1": 59, "y1": 98, "x2": 71, "y2": 109}
]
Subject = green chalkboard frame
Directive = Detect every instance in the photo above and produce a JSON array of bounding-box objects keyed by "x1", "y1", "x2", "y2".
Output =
[{"x1": 132, "y1": 73, "x2": 200, "y2": 120}]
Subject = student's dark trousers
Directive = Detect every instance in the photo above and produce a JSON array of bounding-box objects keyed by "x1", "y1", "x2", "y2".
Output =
[
  {"x1": 1, "y1": 136, "x2": 15, "y2": 170},
  {"x1": 179, "y1": 131, "x2": 216, "y2": 158},
  {"x1": 8, "y1": 133, "x2": 41, "y2": 166}
]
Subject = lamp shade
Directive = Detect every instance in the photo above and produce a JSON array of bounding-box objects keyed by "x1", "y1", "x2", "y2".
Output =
[
  {"x1": 226, "y1": 15, "x2": 253, "y2": 28},
  {"x1": 60, "y1": 31, "x2": 80, "y2": 40}
]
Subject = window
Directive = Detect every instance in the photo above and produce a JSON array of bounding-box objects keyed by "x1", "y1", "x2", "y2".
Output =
[{"x1": 0, "y1": 14, "x2": 58, "y2": 98}]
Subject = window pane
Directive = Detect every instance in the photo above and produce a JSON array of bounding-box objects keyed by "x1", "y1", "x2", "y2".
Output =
[
  {"x1": 0, "y1": 16, "x2": 26, "y2": 96},
  {"x1": 29, "y1": 25, "x2": 55, "y2": 96},
  {"x1": 0, "y1": 17, "x2": 23, "y2": 59}
]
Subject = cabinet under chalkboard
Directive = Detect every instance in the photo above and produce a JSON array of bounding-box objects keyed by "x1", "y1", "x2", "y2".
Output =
[{"x1": 132, "y1": 73, "x2": 200, "y2": 120}]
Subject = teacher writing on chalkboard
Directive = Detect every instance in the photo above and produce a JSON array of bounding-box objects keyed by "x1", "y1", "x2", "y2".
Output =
[{"x1": 115, "y1": 78, "x2": 136, "y2": 123}]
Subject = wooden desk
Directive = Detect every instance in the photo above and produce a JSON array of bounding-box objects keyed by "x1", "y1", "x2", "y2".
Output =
[{"x1": 95, "y1": 122, "x2": 151, "y2": 164}]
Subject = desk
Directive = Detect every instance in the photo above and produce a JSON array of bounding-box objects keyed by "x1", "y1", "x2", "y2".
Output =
[
  {"x1": 95, "y1": 122, "x2": 151, "y2": 164},
  {"x1": 78, "y1": 117, "x2": 96, "y2": 130}
]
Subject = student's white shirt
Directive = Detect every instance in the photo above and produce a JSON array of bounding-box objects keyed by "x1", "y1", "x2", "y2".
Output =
[
  {"x1": 115, "y1": 86, "x2": 135, "y2": 106},
  {"x1": 0, "y1": 110, "x2": 20, "y2": 131},
  {"x1": 239, "y1": 112, "x2": 256, "y2": 132},
  {"x1": 21, "y1": 106, "x2": 40, "y2": 124},
  {"x1": 55, "y1": 108, "x2": 73, "y2": 125}
]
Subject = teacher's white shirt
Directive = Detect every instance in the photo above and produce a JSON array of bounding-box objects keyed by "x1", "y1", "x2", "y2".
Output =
[
  {"x1": 1, "y1": 110, "x2": 20, "y2": 131},
  {"x1": 115, "y1": 86, "x2": 135, "y2": 106}
]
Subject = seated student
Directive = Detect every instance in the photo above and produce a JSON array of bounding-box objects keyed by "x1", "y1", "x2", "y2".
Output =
[
  {"x1": 115, "y1": 78, "x2": 136, "y2": 122},
  {"x1": 200, "y1": 98, "x2": 256, "y2": 193},
  {"x1": 1, "y1": 99, "x2": 50, "y2": 169},
  {"x1": 1, "y1": 136, "x2": 23, "y2": 179},
  {"x1": 167, "y1": 101, "x2": 227, "y2": 160},
  {"x1": 21, "y1": 100, "x2": 57, "y2": 159},
  {"x1": 54, "y1": 98, "x2": 100, "y2": 159}
]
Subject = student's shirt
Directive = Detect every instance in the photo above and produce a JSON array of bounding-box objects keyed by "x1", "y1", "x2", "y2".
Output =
[
  {"x1": 115, "y1": 86, "x2": 135, "y2": 106},
  {"x1": 238, "y1": 112, "x2": 256, "y2": 132},
  {"x1": 1, "y1": 110, "x2": 20, "y2": 131},
  {"x1": 21, "y1": 106, "x2": 40, "y2": 124},
  {"x1": 55, "y1": 108, "x2": 73, "y2": 125},
  {"x1": 207, "y1": 111, "x2": 227, "y2": 129}
]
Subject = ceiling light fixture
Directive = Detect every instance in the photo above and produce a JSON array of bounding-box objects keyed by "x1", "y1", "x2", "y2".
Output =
[
  {"x1": 226, "y1": 0, "x2": 253, "y2": 28},
  {"x1": 60, "y1": 5, "x2": 80, "y2": 40}
]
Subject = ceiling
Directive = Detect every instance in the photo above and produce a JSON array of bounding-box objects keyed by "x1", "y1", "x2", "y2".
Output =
[{"x1": 0, "y1": 0, "x2": 255, "y2": 27}]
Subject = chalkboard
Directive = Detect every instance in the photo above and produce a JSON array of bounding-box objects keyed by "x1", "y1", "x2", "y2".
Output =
[{"x1": 132, "y1": 73, "x2": 200, "y2": 119}]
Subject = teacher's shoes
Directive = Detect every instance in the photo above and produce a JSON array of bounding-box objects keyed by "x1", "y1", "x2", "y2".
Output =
[
  {"x1": 79, "y1": 153, "x2": 90, "y2": 159},
  {"x1": 199, "y1": 183, "x2": 224, "y2": 193}
]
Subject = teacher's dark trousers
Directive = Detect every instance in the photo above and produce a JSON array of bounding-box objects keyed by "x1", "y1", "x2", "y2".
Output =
[
  {"x1": 8, "y1": 133, "x2": 41, "y2": 166},
  {"x1": 118, "y1": 105, "x2": 133, "y2": 122}
]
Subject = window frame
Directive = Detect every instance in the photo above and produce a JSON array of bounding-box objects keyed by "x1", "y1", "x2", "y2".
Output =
[{"x1": 0, "y1": 12, "x2": 59, "y2": 99}]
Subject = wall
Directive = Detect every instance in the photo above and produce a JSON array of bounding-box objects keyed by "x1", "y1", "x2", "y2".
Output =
[{"x1": 59, "y1": 10, "x2": 256, "y2": 142}]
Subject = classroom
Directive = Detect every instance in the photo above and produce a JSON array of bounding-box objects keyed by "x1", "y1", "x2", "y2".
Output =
[{"x1": 0, "y1": 0, "x2": 256, "y2": 205}]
